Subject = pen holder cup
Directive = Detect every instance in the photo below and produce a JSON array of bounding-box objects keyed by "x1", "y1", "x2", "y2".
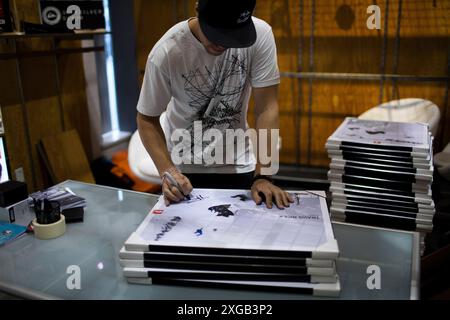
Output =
[{"x1": 32, "y1": 214, "x2": 66, "y2": 240}]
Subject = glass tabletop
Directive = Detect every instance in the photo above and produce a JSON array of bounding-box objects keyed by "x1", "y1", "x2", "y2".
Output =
[{"x1": 0, "y1": 180, "x2": 419, "y2": 300}]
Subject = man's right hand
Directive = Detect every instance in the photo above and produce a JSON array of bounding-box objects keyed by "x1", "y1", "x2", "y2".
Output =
[{"x1": 162, "y1": 168, "x2": 193, "y2": 206}]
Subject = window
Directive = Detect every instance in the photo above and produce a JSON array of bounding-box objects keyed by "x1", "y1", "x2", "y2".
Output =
[{"x1": 97, "y1": 0, "x2": 131, "y2": 148}]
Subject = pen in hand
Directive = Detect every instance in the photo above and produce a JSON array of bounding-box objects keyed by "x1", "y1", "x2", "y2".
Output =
[{"x1": 163, "y1": 171, "x2": 191, "y2": 202}]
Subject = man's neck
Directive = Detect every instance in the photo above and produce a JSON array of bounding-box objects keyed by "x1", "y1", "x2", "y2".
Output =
[{"x1": 188, "y1": 17, "x2": 202, "y2": 43}]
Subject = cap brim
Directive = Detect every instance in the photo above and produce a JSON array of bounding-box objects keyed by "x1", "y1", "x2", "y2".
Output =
[{"x1": 199, "y1": 18, "x2": 256, "y2": 48}]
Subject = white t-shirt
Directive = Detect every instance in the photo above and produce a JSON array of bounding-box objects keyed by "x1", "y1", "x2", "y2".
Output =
[{"x1": 137, "y1": 17, "x2": 280, "y2": 174}]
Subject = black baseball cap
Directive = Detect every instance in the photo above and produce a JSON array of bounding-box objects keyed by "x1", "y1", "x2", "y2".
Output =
[{"x1": 198, "y1": 0, "x2": 257, "y2": 48}]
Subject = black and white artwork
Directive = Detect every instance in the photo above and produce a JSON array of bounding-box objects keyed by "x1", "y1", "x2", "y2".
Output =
[
  {"x1": 328, "y1": 118, "x2": 430, "y2": 151},
  {"x1": 125, "y1": 189, "x2": 338, "y2": 259},
  {"x1": 326, "y1": 118, "x2": 436, "y2": 232}
]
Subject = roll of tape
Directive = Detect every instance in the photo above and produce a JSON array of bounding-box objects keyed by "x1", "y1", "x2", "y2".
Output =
[{"x1": 32, "y1": 214, "x2": 66, "y2": 240}]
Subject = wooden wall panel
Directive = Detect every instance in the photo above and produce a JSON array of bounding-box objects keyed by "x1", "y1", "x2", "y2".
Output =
[
  {"x1": 0, "y1": 54, "x2": 35, "y2": 187},
  {"x1": 40, "y1": 130, "x2": 95, "y2": 184},
  {"x1": 26, "y1": 97, "x2": 62, "y2": 190},
  {"x1": 0, "y1": 58, "x2": 20, "y2": 107},
  {"x1": 58, "y1": 48, "x2": 92, "y2": 161},
  {"x1": 19, "y1": 53, "x2": 57, "y2": 100},
  {"x1": 398, "y1": 0, "x2": 449, "y2": 37},
  {"x1": 134, "y1": 0, "x2": 197, "y2": 83},
  {"x1": 134, "y1": 0, "x2": 176, "y2": 82},
  {"x1": 14, "y1": 54, "x2": 62, "y2": 191},
  {"x1": 1, "y1": 103, "x2": 34, "y2": 188},
  {"x1": 255, "y1": 0, "x2": 449, "y2": 166},
  {"x1": 135, "y1": 0, "x2": 173, "y2": 82},
  {"x1": 0, "y1": 1, "x2": 94, "y2": 191},
  {"x1": 395, "y1": 38, "x2": 448, "y2": 77},
  {"x1": 258, "y1": 0, "x2": 449, "y2": 38},
  {"x1": 258, "y1": 1, "x2": 371, "y2": 166},
  {"x1": 9, "y1": 0, "x2": 41, "y2": 27}
]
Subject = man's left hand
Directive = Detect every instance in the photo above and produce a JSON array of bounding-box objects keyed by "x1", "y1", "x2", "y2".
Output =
[{"x1": 251, "y1": 179, "x2": 294, "y2": 209}]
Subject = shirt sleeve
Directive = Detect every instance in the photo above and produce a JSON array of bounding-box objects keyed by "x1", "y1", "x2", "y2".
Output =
[
  {"x1": 250, "y1": 28, "x2": 280, "y2": 88},
  {"x1": 136, "y1": 57, "x2": 172, "y2": 117}
]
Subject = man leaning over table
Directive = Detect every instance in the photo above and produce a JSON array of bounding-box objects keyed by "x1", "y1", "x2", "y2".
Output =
[{"x1": 136, "y1": 0, "x2": 294, "y2": 209}]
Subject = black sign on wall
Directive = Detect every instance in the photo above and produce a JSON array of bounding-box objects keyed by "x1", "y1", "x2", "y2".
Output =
[
  {"x1": 40, "y1": 0, "x2": 105, "y2": 30},
  {"x1": 0, "y1": 0, "x2": 12, "y2": 32}
]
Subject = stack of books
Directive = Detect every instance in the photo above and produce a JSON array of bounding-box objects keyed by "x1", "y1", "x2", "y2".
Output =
[
  {"x1": 327, "y1": 117, "x2": 435, "y2": 236},
  {"x1": 120, "y1": 189, "x2": 341, "y2": 297}
]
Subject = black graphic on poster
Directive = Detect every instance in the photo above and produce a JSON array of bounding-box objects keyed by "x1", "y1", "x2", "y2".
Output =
[{"x1": 208, "y1": 204, "x2": 234, "y2": 217}]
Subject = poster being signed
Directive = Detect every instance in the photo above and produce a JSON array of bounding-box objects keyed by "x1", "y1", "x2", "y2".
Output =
[{"x1": 125, "y1": 189, "x2": 338, "y2": 259}]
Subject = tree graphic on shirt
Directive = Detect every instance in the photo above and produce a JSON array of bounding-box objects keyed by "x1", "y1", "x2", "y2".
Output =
[{"x1": 181, "y1": 54, "x2": 248, "y2": 160}]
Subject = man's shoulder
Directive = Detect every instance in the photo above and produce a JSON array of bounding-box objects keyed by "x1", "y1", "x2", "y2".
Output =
[
  {"x1": 147, "y1": 20, "x2": 189, "y2": 66},
  {"x1": 252, "y1": 17, "x2": 273, "y2": 36},
  {"x1": 249, "y1": 17, "x2": 275, "y2": 51}
]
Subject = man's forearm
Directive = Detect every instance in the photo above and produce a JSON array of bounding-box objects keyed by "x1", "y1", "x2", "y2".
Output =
[
  {"x1": 253, "y1": 85, "x2": 280, "y2": 177},
  {"x1": 255, "y1": 104, "x2": 279, "y2": 176},
  {"x1": 137, "y1": 112, "x2": 174, "y2": 176}
]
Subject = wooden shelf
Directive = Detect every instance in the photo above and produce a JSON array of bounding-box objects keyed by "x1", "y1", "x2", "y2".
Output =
[
  {"x1": 0, "y1": 46, "x2": 105, "y2": 60},
  {"x1": 0, "y1": 29, "x2": 109, "y2": 40}
]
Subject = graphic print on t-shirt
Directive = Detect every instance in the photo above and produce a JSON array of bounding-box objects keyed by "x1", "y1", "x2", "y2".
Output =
[
  {"x1": 137, "y1": 18, "x2": 280, "y2": 173},
  {"x1": 181, "y1": 54, "x2": 248, "y2": 161}
]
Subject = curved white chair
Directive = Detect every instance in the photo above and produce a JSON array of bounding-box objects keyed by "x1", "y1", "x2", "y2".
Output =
[
  {"x1": 434, "y1": 142, "x2": 450, "y2": 181},
  {"x1": 358, "y1": 98, "x2": 441, "y2": 137},
  {"x1": 128, "y1": 112, "x2": 167, "y2": 185}
]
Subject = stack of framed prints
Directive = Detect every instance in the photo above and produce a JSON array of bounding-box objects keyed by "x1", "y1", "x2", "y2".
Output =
[
  {"x1": 327, "y1": 118, "x2": 435, "y2": 235},
  {"x1": 120, "y1": 189, "x2": 341, "y2": 297}
]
